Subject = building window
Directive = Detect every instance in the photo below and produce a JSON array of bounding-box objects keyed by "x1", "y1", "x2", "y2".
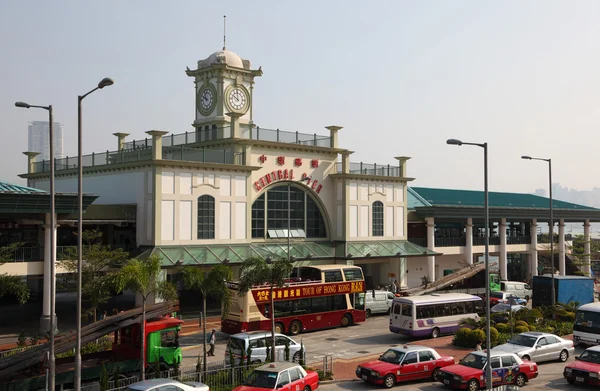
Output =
[
  {"x1": 372, "y1": 201, "x2": 384, "y2": 236},
  {"x1": 251, "y1": 185, "x2": 327, "y2": 239},
  {"x1": 197, "y1": 195, "x2": 215, "y2": 239}
]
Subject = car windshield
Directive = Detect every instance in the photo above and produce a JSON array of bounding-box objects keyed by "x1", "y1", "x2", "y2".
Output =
[
  {"x1": 492, "y1": 304, "x2": 509, "y2": 312},
  {"x1": 379, "y1": 349, "x2": 405, "y2": 364},
  {"x1": 460, "y1": 353, "x2": 487, "y2": 370},
  {"x1": 579, "y1": 350, "x2": 600, "y2": 364},
  {"x1": 244, "y1": 370, "x2": 277, "y2": 388},
  {"x1": 508, "y1": 334, "x2": 537, "y2": 347},
  {"x1": 491, "y1": 292, "x2": 504, "y2": 298}
]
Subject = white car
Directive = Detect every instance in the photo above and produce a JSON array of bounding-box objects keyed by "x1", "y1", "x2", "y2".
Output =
[{"x1": 125, "y1": 379, "x2": 209, "y2": 391}]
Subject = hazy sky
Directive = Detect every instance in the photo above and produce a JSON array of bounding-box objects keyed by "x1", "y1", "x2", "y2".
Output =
[{"x1": 2, "y1": 1, "x2": 600, "y2": 194}]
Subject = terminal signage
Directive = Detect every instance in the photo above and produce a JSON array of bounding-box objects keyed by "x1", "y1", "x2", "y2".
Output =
[
  {"x1": 251, "y1": 280, "x2": 365, "y2": 303},
  {"x1": 254, "y1": 169, "x2": 323, "y2": 194}
]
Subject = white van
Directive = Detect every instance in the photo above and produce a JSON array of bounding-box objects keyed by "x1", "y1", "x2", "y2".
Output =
[
  {"x1": 225, "y1": 331, "x2": 302, "y2": 365},
  {"x1": 365, "y1": 290, "x2": 395, "y2": 317},
  {"x1": 500, "y1": 281, "x2": 533, "y2": 302}
]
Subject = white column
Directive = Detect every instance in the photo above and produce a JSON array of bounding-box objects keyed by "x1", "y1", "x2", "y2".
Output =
[
  {"x1": 426, "y1": 217, "x2": 436, "y2": 282},
  {"x1": 530, "y1": 219, "x2": 538, "y2": 277},
  {"x1": 584, "y1": 220, "x2": 592, "y2": 276},
  {"x1": 465, "y1": 218, "x2": 473, "y2": 265},
  {"x1": 499, "y1": 218, "x2": 507, "y2": 280},
  {"x1": 40, "y1": 213, "x2": 57, "y2": 333},
  {"x1": 559, "y1": 219, "x2": 566, "y2": 275}
]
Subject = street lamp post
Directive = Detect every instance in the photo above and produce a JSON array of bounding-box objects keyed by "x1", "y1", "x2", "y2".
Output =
[
  {"x1": 522, "y1": 156, "x2": 555, "y2": 306},
  {"x1": 75, "y1": 78, "x2": 114, "y2": 391},
  {"x1": 15, "y1": 101, "x2": 56, "y2": 391},
  {"x1": 447, "y1": 138, "x2": 492, "y2": 391}
]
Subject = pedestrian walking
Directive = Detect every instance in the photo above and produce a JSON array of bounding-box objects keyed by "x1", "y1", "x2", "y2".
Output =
[
  {"x1": 208, "y1": 328, "x2": 217, "y2": 356},
  {"x1": 100, "y1": 310, "x2": 108, "y2": 320}
]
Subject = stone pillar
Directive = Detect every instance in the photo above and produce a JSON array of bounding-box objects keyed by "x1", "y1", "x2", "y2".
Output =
[
  {"x1": 113, "y1": 133, "x2": 130, "y2": 151},
  {"x1": 530, "y1": 219, "x2": 538, "y2": 277},
  {"x1": 559, "y1": 219, "x2": 566, "y2": 275},
  {"x1": 145, "y1": 130, "x2": 169, "y2": 160},
  {"x1": 341, "y1": 151, "x2": 352, "y2": 174},
  {"x1": 23, "y1": 151, "x2": 41, "y2": 174},
  {"x1": 584, "y1": 220, "x2": 592, "y2": 276},
  {"x1": 326, "y1": 126, "x2": 343, "y2": 148},
  {"x1": 227, "y1": 112, "x2": 242, "y2": 138},
  {"x1": 394, "y1": 156, "x2": 410, "y2": 177},
  {"x1": 499, "y1": 218, "x2": 508, "y2": 280},
  {"x1": 426, "y1": 217, "x2": 436, "y2": 282},
  {"x1": 40, "y1": 213, "x2": 57, "y2": 333},
  {"x1": 465, "y1": 218, "x2": 473, "y2": 265}
]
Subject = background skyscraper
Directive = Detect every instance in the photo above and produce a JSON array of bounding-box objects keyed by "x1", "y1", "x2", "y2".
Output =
[{"x1": 27, "y1": 121, "x2": 64, "y2": 161}]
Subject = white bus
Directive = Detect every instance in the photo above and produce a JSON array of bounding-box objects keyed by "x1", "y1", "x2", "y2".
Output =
[
  {"x1": 389, "y1": 293, "x2": 483, "y2": 338},
  {"x1": 574, "y1": 302, "x2": 600, "y2": 346}
]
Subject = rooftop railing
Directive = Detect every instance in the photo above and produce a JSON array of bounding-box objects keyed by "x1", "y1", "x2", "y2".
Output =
[{"x1": 335, "y1": 162, "x2": 402, "y2": 177}]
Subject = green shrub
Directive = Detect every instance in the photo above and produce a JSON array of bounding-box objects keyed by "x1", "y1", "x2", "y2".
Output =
[
  {"x1": 495, "y1": 323, "x2": 508, "y2": 333},
  {"x1": 515, "y1": 321, "x2": 529, "y2": 329},
  {"x1": 453, "y1": 328, "x2": 474, "y2": 348},
  {"x1": 488, "y1": 327, "x2": 499, "y2": 346},
  {"x1": 16, "y1": 331, "x2": 27, "y2": 348},
  {"x1": 514, "y1": 326, "x2": 529, "y2": 334},
  {"x1": 496, "y1": 333, "x2": 511, "y2": 345}
]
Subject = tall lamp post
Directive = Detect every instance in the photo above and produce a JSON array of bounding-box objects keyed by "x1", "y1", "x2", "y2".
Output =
[
  {"x1": 15, "y1": 101, "x2": 56, "y2": 390},
  {"x1": 75, "y1": 78, "x2": 114, "y2": 390},
  {"x1": 521, "y1": 156, "x2": 555, "y2": 306},
  {"x1": 447, "y1": 138, "x2": 492, "y2": 391}
]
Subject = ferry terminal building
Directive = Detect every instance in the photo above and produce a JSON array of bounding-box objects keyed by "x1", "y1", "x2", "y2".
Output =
[{"x1": 7, "y1": 47, "x2": 600, "y2": 329}]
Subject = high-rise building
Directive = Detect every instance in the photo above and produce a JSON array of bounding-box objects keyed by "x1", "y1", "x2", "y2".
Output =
[{"x1": 27, "y1": 121, "x2": 64, "y2": 161}]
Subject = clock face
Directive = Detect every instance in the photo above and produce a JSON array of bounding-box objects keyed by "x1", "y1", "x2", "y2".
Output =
[
  {"x1": 228, "y1": 87, "x2": 248, "y2": 112},
  {"x1": 200, "y1": 88, "x2": 214, "y2": 111}
]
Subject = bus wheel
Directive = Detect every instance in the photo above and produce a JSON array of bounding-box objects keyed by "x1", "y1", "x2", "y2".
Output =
[
  {"x1": 431, "y1": 327, "x2": 440, "y2": 338},
  {"x1": 289, "y1": 320, "x2": 302, "y2": 335},
  {"x1": 341, "y1": 314, "x2": 353, "y2": 327},
  {"x1": 275, "y1": 322, "x2": 284, "y2": 334},
  {"x1": 366, "y1": 309, "x2": 372, "y2": 318}
]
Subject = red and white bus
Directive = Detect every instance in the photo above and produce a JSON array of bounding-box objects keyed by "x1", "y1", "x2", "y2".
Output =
[{"x1": 222, "y1": 265, "x2": 367, "y2": 335}]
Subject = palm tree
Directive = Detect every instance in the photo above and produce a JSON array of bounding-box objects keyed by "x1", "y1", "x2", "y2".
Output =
[
  {"x1": 0, "y1": 243, "x2": 29, "y2": 304},
  {"x1": 179, "y1": 264, "x2": 232, "y2": 371},
  {"x1": 114, "y1": 255, "x2": 178, "y2": 380},
  {"x1": 237, "y1": 257, "x2": 293, "y2": 361}
]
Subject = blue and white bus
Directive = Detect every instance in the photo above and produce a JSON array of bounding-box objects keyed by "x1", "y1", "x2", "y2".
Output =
[{"x1": 389, "y1": 293, "x2": 483, "y2": 338}]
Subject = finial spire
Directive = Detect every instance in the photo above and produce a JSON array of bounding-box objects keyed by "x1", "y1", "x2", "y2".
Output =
[{"x1": 223, "y1": 15, "x2": 227, "y2": 50}]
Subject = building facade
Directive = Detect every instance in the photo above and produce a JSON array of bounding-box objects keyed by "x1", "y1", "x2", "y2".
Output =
[{"x1": 28, "y1": 121, "x2": 65, "y2": 161}]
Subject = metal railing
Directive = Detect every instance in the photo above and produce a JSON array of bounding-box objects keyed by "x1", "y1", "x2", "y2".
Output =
[
  {"x1": 162, "y1": 146, "x2": 241, "y2": 165},
  {"x1": 250, "y1": 127, "x2": 331, "y2": 147},
  {"x1": 0, "y1": 345, "x2": 37, "y2": 359},
  {"x1": 336, "y1": 162, "x2": 402, "y2": 177},
  {"x1": 5, "y1": 246, "x2": 43, "y2": 262},
  {"x1": 507, "y1": 235, "x2": 531, "y2": 245},
  {"x1": 434, "y1": 237, "x2": 467, "y2": 247},
  {"x1": 408, "y1": 237, "x2": 427, "y2": 247}
]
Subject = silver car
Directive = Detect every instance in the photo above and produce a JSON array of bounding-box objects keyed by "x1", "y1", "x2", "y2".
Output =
[
  {"x1": 491, "y1": 332, "x2": 575, "y2": 363},
  {"x1": 125, "y1": 379, "x2": 209, "y2": 391}
]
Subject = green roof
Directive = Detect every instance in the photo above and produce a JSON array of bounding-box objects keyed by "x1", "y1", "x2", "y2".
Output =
[
  {"x1": 0, "y1": 181, "x2": 46, "y2": 194},
  {"x1": 409, "y1": 187, "x2": 596, "y2": 211}
]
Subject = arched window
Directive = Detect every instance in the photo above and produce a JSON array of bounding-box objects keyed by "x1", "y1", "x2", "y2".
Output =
[
  {"x1": 372, "y1": 201, "x2": 384, "y2": 237},
  {"x1": 197, "y1": 195, "x2": 215, "y2": 239},
  {"x1": 251, "y1": 185, "x2": 327, "y2": 239}
]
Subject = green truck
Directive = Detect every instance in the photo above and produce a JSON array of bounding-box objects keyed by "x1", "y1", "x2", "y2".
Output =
[{"x1": 0, "y1": 303, "x2": 183, "y2": 391}]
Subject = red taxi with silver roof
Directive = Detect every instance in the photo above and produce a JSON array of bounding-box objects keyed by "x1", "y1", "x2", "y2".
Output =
[
  {"x1": 356, "y1": 345, "x2": 454, "y2": 388},
  {"x1": 233, "y1": 362, "x2": 318, "y2": 391}
]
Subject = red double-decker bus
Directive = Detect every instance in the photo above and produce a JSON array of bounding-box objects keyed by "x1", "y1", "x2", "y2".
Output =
[{"x1": 222, "y1": 265, "x2": 367, "y2": 335}]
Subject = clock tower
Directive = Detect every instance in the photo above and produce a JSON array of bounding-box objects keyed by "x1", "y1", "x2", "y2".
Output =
[{"x1": 186, "y1": 49, "x2": 262, "y2": 140}]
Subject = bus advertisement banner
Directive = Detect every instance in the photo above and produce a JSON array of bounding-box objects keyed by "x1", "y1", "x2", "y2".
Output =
[{"x1": 251, "y1": 281, "x2": 365, "y2": 303}]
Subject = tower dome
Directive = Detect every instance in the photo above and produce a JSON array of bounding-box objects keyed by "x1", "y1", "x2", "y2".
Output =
[{"x1": 197, "y1": 49, "x2": 249, "y2": 69}]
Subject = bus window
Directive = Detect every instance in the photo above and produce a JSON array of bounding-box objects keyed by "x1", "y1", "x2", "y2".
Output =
[
  {"x1": 401, "y1": 304, "x2": 412, "y2": 317},
  {"x1": 394, "y1": 303, "x2": 401, "y2": 315},
  {"x1": 451, "y1": 302, "x2": 465, "y2": 315},
  {"x1": 333, "y1": 295, "x2": 347, "y2": 311},
  {"x1": 465, "y1": 301, "x2": 474, "y2": 313},
  {"x1": 351, "y1": 292, "x2": 365, "y2": 310},
  {"x1": 343, "y1": 268, "x2": 364, "y2": 281},
  {"x1": 311, "y1": 297, "x2": 328, "y2": 313},
  {"x1": 324, "y1": 270, "x2": 343, "y2": 282}
]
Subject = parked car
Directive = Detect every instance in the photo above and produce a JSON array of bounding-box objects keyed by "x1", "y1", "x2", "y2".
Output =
[
  {"x1": 490, "y1": 303, "x2": 527, "y2": 313},
  {"x1": 500, "y1": 281, "x2": 532, "y2": 302},
  {"x1": 226, "y1": 331, "x2": 302, "y2": 366},
  {"x1": 356, "y1": 345, "x2": 454, "y2": 388},
  {"x1": 489, "y1": 291, "x2": 527, "y2": 306},
  {"x1": 438, "y1": 351, "x2": 538, "y2": 390},
  {"x1": 492, "y1": 332, "x2": 574, "y2": 363},
  {"x1": 564, "y1": 345, "x2": 600, "y2": 385},
  {"x1": 125, "y1": 379, "x2": 209, "y2": 391},
  {"x1": 233, "y1": 362, "x2": 319, "y2": 391},
  {"x1": 365, "y1": 290, "x2": 396, "y2": 317}
]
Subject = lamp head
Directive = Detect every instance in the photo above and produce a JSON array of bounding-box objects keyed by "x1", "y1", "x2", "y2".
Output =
[
  {"x1": 521, "y1": 156, "x2": 532, "y2": 160},
  {"x1": 98, "y1": 78, "x2": 114, "y2": 89},
  {"x1": 446, "y1": 139, "x2": 463, "y2": 146},
  {"x1": 15, "y1": 102, "x2": 30, "y2": 109}
]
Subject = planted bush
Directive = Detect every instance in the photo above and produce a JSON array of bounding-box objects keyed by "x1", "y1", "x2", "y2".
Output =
[
  {"x1": 488, "y1": 327, "x2": 499, "y2": 346},
  {"x1": 515, "y1": 320, "x2": 529, "y2": 329},
  {"x1": 495, "y1": 323, "x2": 508, "y2": 333},
  {"x1": 514, "y1": 326, "x2": 529, "y2": 334}
]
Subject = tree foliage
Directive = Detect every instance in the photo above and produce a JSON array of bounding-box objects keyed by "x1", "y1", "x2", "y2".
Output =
[
  {"x1": 0, "y1": 242, "x2": 30, "y2": 304},
  {"x1": 179, "y1": 264, "x2": 233, "y2": 317},
  {"x1": 59, "y1": 230, "x2": 129, "y2": 321}
]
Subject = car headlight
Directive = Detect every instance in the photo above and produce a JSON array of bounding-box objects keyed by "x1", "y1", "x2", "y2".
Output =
[
  {"x1": 565, "y1": 368, "x2": 572, "y2": 374},
  {"x1": 454, "y1": 375, "x2": 462, "y2": 381},
  {"x1": 371, "y1": 370, "x2": 379, "y2": 377},
  {"x1": 590, "y1": 372, "x2": 598, "y2": 378},
  {"x1": 356, "y1": 366, "x2": 361, "y2": 372}
]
